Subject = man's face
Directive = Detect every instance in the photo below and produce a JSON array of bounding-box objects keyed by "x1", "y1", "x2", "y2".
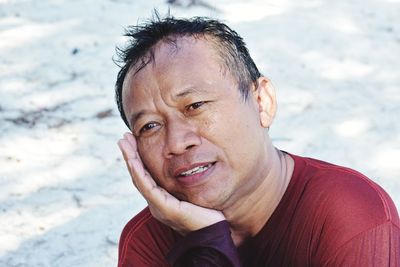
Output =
[{"x1": 122, "y1": 37, "x2": 271, "y2": 209}]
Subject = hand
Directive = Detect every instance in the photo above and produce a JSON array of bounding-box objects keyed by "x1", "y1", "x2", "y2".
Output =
[{"x1": 118, "y1": 132, "x2": 226, "y2": 235}]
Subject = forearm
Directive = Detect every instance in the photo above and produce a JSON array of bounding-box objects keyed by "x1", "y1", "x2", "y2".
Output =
[{"x1": 167, "y1": 221, "x2": 242, "y2": 267}]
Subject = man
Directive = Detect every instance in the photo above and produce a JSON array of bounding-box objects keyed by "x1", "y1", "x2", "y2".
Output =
[{"x1": 115, "y1": 15, "x2": 400, "y2": 266}]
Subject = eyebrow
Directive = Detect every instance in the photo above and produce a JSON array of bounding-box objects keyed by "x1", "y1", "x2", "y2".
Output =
[{"x1": 173, "y1": 86, "x2": 210, "y2": 100}]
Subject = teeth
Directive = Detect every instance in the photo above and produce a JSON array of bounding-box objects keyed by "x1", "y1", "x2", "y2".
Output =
[{"x1": 180, "y1": 164, "x2": 211, "y2": 176}]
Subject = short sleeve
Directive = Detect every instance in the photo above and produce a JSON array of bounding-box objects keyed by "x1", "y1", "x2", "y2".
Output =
[{"x1": 324, "y1": 221, "x2": 400, "y2": 266}]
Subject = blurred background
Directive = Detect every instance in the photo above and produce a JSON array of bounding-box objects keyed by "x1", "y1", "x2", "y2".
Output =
[{"x1": 0, "y1": 0, "x2": 399, "y2": 266}]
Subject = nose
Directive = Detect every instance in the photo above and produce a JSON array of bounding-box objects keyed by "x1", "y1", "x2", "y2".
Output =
[{"x1": 163, "y1": 117, "x2": 201, "y2": 158}]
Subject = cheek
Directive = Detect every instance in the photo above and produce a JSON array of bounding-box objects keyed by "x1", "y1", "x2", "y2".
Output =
[
  {"x1": 204, "y1": 107, "x2": 243, "y2": 143},
  {"x1": 198, "y1": 113, "x2": 218, "y2": 136},
  {"x1": 213, "y1": 106, "x2": 259, "y2": 159}
]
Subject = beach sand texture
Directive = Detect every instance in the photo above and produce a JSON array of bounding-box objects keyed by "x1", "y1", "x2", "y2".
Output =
[{"x1": 0, "y1": 0, "x2": 399, "y2": 266}]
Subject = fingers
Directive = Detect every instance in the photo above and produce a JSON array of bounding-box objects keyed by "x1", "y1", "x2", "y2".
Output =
[
  {"x1": 117, "y1": 133, "x2": 145, "y2": 177},
  {"x1": 118, "y1": 133, "x2": 142, "y2": 188},
  {"x1": 117, "y1": 133, "x2": 139, "y2": 161},
  {"x1": 117, "y1": 132, "x2": 157, "y2": 194},
  {"x1": 117, "y1": 133, "x2": 179, "y2": 211},
  {"x1": 124, "y1": 132, "x2": 137, "y2": 150}
]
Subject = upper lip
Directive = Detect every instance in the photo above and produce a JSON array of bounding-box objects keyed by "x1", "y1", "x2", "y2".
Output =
[{"x1": 173, "y1": 162, "x2": 215, "y2": 178}]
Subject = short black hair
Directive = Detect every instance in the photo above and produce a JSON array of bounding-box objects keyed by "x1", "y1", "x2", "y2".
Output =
[{"x1": 114, "y1": 13, "x2": 261, "y2": 129}]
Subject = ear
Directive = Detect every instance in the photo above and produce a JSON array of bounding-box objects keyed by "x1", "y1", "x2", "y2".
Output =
[{"x1": 252, "y1": 77, "x2": 277, "y2": 128}]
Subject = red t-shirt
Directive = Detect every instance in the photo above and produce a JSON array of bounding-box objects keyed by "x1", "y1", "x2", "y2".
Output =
[{"x1": 117, "y1": 154, "x2": 400, "y2": 266}]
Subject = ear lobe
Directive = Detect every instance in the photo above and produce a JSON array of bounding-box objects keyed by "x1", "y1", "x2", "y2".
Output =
[{"x1": 254, "y1": 77, "x2": 277, "y2": 128}]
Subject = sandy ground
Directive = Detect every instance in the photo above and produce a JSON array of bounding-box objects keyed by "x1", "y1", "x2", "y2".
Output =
[{"x1": 0, "y1": 0, "x2": 399, "y2": 266}]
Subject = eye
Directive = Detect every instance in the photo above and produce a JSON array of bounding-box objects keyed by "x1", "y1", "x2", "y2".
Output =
[
  {"x1": 186, "y1": 101, "x2": 205, "y2": 111},
  {"x1": 139, "y1": 122, "x2": 159, "y2": 134}
]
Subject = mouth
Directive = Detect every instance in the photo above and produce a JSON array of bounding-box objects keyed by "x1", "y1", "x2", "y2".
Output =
[
  {"x1": 178, "y1": 162, "x2": 215, "y2": 177},
  {"x1": 174, "y1": 162, "x2": 217, "y2": 186}
]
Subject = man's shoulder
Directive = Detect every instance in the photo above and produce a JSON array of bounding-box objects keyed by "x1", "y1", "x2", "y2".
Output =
[
  {"x1": 292, "y1": 154, "x2": 400, "y2": 227},
  {"x1": 283, "y1": 154, "x2": 400, "y2": 264},
  {"x1": 118, "y1": 207, "x2": 179, "y2": 267}
]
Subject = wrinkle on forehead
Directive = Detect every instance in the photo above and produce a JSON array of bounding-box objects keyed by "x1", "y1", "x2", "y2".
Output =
[
  {"x1": 130, "y1": 35, "x2": 226, "y2": 77},
  {"x1": 124, "y1": 36, "x2": 226, "y2": 96},
  {"x1": 121, "y1": 35, "x2": 238, "y2": 125}
]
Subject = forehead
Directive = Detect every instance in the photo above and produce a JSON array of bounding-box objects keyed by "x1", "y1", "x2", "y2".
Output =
[
  {"x1": 122, "y1": 36, "x2": 228, "y2": 99},
  {"x1": 148, "y1": 35, "x2": 222, "y2": 73},
  {"x1": 124, "y1": 36, "x2": 223, "y2": 80}
]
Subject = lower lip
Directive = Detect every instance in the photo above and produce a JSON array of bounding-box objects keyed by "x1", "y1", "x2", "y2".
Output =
[{"x1": 176, "y1": 163, "x2": 216, "y2": 187}]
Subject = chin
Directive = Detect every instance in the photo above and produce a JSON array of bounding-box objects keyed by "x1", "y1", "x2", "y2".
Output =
[
  {"x1": 171, "y1": 183, "x2": 232, "y2": 210},
  {"x1": 186, "y1": 192, "x2": 228, "y2": 210}
]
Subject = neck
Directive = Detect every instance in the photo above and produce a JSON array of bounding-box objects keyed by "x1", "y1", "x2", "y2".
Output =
[{"x1": 222, "y1": 144, "x2": 294, "y2": 246}]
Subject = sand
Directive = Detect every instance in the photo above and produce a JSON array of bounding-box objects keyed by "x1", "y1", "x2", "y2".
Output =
[{"x1": 0, "y1": 0, "x2": 399, "y2": 265}]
